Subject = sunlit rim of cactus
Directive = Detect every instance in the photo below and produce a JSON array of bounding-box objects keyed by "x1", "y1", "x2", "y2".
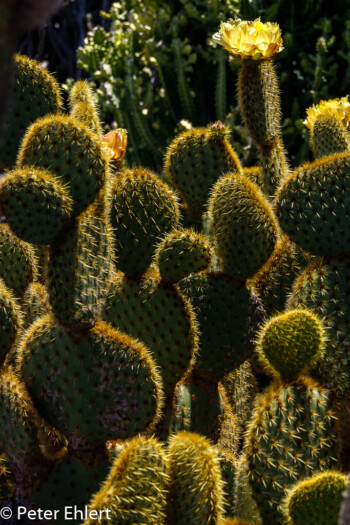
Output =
[
  {"x1": 304, "y1": 96, "x2": 350, "y2": 129},
  {"x1": 103, "y1": 128, "x2": 128, "y2": 160},
  {"x1": 212, "y1": 18, "x2": 283, "y2": 60}
]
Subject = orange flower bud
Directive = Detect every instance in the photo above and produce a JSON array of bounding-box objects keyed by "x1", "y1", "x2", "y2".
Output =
[{"x1": 103, "y1": 129, "x2": 128, "y2": 161}]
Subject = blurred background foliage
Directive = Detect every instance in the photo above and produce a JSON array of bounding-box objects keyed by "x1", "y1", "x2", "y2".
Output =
[{"x1": 19, "y1": 0, "x2": 350, "y2": 170}]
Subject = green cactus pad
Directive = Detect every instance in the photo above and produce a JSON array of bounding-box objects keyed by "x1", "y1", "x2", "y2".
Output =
[
  {"x1": 164, "y1": 122, "x2": 242, "y2": 219},
  {"x1": 32, "y1": 244, "x2": 49, "y2": 283},
  {"x1": 0, "y1": 369, "x2": 67, "y2": 497},
  {"x1": 69, "y1": 80, "x2": 103, "y2": 136},
  {"x1": 69, "y1": 79, "x2": 100, "y2": 110},
  {"x1": 283, "y1": 471, "x2": 348, "y2": 525},
  {"x1": 250, "y1": 236, "x2": 310, "y2": 317},
  {"x1": 255, "y1": 309, "x2": 326, "y2": 381},
  {"x1": 234, "y1": 456, "x2": 262, "y2": 524},
  {"x1": 0, "y1": 167, "x2": 73, "y2": 244},
  {"x1": 0, "y1": 54, "x2": 63, "y2": 169},
  {"x1": 259, "y1": 138, "x2": 290, "y2": 196},
  {"x1": 18, "y1": 315, "x2": 163, "y2": 447},
  {"x1": 244, "y1": 378, "x2": 338, "y2": 525},
  {"x1": 276, "y1": 152, "x2": 350, "y2": 256},
  {"x1": 0, "y1": 224, "x2": 37, "y2": 297},
  {"x1": 21, "y1": 282, "x2": 51, "y2": 331},
  {"x1": 110, "y1": 167, "x2": 179, "y2": 277},
  {"x1": 208, "y1": 174, "x2": 278, "y2": 280},
  {"x1": 173, "y1": 379, "x2": 238, "y2": 447},
  {"x1": 287, "y1": 255, "x2": 350, "y2": 394},
  {"x1": 71, "y1": 101, "x2": 104, "y2": 137},
  {"x1": 178, "y1": 272, "x2": 264, "y2": 382},
  {"x1": 238, "y1": 60, "x2": 281, "y2": 147},
  {"x1": 84, "y1": 436, "x2": 169, "y2": 525},
  {"x1": 0, "y1": 278, "x2": 22, "y2": 364},
  {"x1": 311, "y1": 113, "x2": 350, "y2": 158},
  {"x1": 103, "y1": 271, "x2": 197, "y2": 396},
  {"x1": 18, "y1": 114, "x2": 108, "y2": 217},
  {"x1": 222, "y1": 361, "x2": 258, "y2": 435},
  {"x1": 238, "y1": 60, "x2": 288, "y2": 194},
  {"x1": 47, "y1": 202, "x2": 111, "y2": 329},
  {"x1": 167, "y1": 431, "x2": 225, "y2": 524},
  {"x1": 155, "y1": 229, "x2": 213, "y2": 283}
]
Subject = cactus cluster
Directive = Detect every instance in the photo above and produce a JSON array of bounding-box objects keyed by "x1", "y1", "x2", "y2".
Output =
[{"x1": 1, "y1": 13, "x2": 350, "y2": 524}]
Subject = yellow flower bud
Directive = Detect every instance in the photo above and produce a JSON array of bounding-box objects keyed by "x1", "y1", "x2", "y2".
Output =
[
  {"x1": 103, "y1": 128, "x2": 128, "y2": 160},
  {"x1": 212, "y1": 18, "x2": 283, "y2": 60},
  {"x1": 304, "y1": 97, "x2": 350, "y2": 130}
]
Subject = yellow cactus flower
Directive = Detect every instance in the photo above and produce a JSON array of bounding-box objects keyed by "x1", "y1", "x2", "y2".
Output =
[
  {"x1": 103, "y1": 128, "x2": 128, "y2": 160},
  {"x1": 304, "y1": 97, "x2": 350, "y2": 129},
  {"x1": 212, "y1": 18, "x2": 283, "y2": 60}
]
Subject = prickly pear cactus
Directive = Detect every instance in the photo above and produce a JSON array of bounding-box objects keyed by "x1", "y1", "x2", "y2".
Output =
[
  {"x1": 83, "y1": 436, "x2": 169, "y2": 525},
  {"x1": 0, "y1": 54, "x2": 63, "y2": 169},
  {"x1": 0, "y1": 279, "x2": 22, "y2": 364},
  {"x1": 0, "y1": 224, "x2": 37, "y2": 298},
  {"x1": 17, "y1": 316, "x2": 164, "y2": 447},
  {"x1": 311, "y1": 113, "x2": 350, "y2": 158},
  {"x1": 110, "y1": 167, "x2": 180, "y2": 277},
  {"x1": 164, "y1": 121, "x2": 242, "y2": 220},
  {"x1": 167, "y1": 431, "x2": 225, "y2": 524},
  {"x1": 244, "y1": 311, "x2": 337, "y2": 525},
  {"x1": 104, "y1": 271, "x2": 197, "y2": 399},
  {"x1": 255, "y1": 309, "x2": 325, "y2": 381},
  {"x1": 0, "y1": 167, "x2": 73, "y2": 245},
  {"x1": 69, "y1": 80, "x2": 103, "y2": 136},
  {"x1": 208, "y1": 174, "x2": 278, "y2": 280},
  {"x1": 287, "y1": 256, "x2": 350, "y2": 394},
  {"x1": 18, "y1": 114, "x2": 108, "y2": 217},
  {"x1": 245, "y1": 378, "x2": 338, "y2": 525},
  {"x1": 304, "y1": 98, "x2": 350, "y2": 158},
  {"x1": 47, "y1": 204, "x2": 111, "y2": 329},
  {"x1": 0, "y1": 457, "x2": 15, "y2": 503},
  {"x1": 276, "y1": 152, "x2": 350, "y2": 256},
  {"x1": 250, "y1": 236, "x2": 310, "y2": 317},
  {"x1": 283, "y1": 471, "x2": 348, "y2": 525}
]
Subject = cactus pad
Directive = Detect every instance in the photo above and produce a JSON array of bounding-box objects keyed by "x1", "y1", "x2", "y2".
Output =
[
  {"x1": 311, "y1": 113, "x2": 350, "y2": 158},
  {"x1": 0, "y1": 278, "x2": 22, "y2": 364},
  {"x1": 276, "y1": 152, "x2": 350, "y2": 256},
  {"x1": 283, "y1": 471, "x2": 348, "y2": 525},
  {"x1": 251, "y1": 236, "x2": 310, "y2": 317},
  {"x1": 110, "y1": 167, "x2": 179, "y2": 277},
  {"x1": 18, "y1": 316, "x2": 164, "y2": 447},
  {"x1": 209, "y1": 174, "x2": 278, "y2": 280},
  {"x1": 0, "y1": 54, "x2": 63, "y2": 169},
  {"x1": 155, "y1": 229, "x2": 213, "y2": 283},
  {"x1": 18, "y1": 114, "x2": 108, "y2": 217},
  {"x1": 84, "y1": 436, "x2": 169, "y2": 525},
  {"x1": 104, "y1": 271, "x2": 197, "y2": 396},
  {"x1": 287, "y1": 255, "x2": 350, "y2": 394},
  {"x1": 30, "y1": 455, "x2": 111, "y2": 525},
  {"x1": 244, "y1": 378, "x2": 337, "y2": 524},
  {"x1": 167, "y1": 431, "x2": 225, "y2": 524},
  {"x1": 0, "y1": 224, "x2": 37, "y2": 297},
  {"x1": 0, "y1": 167, "x2": 73, "y2": 244},
  {"x1": 178, "y1": 272, "x2": 264, "y2": 381},
  {"x1": 255, "y1": 309, "x2": 326, "y2": 381},
  {"x1": 47, "y1": 204, "x2": 111, "y2": 329},
  {"x1": 164, "y1": 122, "x2": 242, "y2": 219}
]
